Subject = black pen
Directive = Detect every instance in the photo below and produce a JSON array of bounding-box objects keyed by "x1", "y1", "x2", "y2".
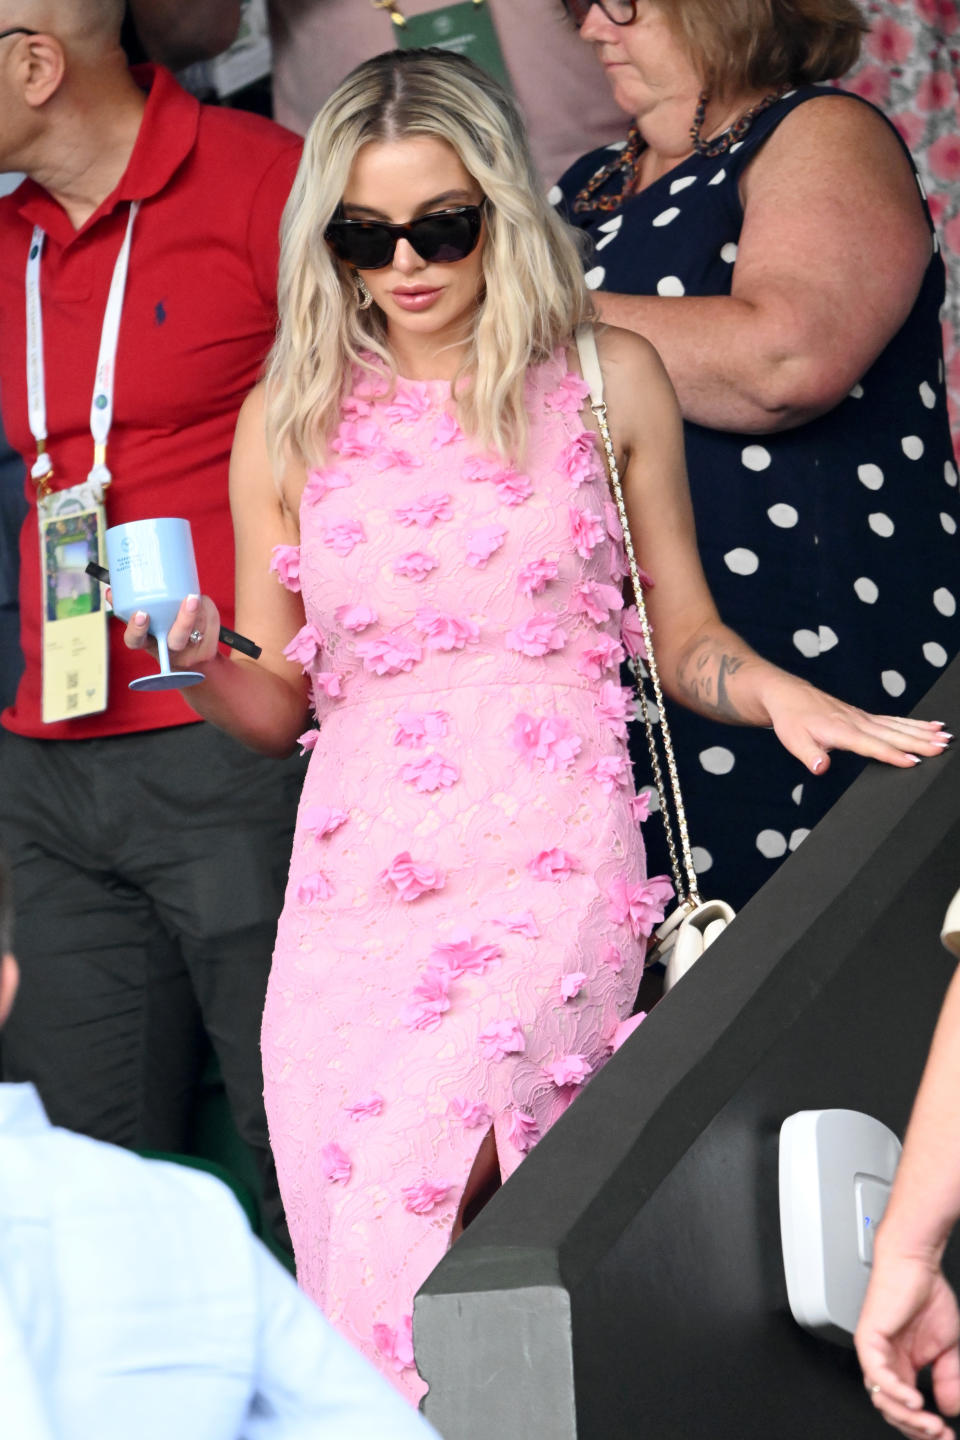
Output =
[{"x1": 85, "y1": 561, "x2": 263, "y2": 660}]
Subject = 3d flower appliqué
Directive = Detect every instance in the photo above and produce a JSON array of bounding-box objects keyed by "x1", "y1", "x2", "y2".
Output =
[
  {"x1": 465, "y1": 524, "x2": 507, "y2": 568},
  {"x1": 447, "y1": 1097, "x2": 493, "y2": 1128},
  {"x1": 321, "y1": 518, "x2": 366, "y2": 557},
  {"x1": 393, "y1": 709, "x2": 450, "y2": 748},
  {"x1": 331, "y1": 417, "x2": 384, "y2": 458},
  {"x1": 621, "y1": 606, "x2": 648, "y2": 661},
  {"x1": 608, "y1": 874, "x2": 674, "y2": 938},
  {"x1": 355, "y1": 633, "x2": 422, "y2": 676},
  {"x1": 384, "y1": 381, "x2": 433, "y2": 424},
  {"x1": 507, "y1": 1107, "x2": 540, "y2": 1153},
  {"x1": 320, "y1": 1142, "x2": 352, "y2": 1183},
  {"x1": 528, "y1": 848, "x2": 578, "y2": 881},
  {"x1": 414, "y1": 608, "x2": 480, "y2": 652},
  {"x1": 584, "y1": 754, "x2": 630, "y2": 794},
  {"x1": 268, "y1": 544, "x2": 301, "y2": 592},
  {"x1": 345, "y1": 1093, "x2": 385, "y2": 1121},
  {"x1": 494, "y1": 911, "x2": 540, "y2": 938},
  {"x1": 314, "y1": 671, "x2": 344, "y2": 698},
  {"x1": 510, "y1": 713, "x2": 581, "y2": 772},
  {"x1": 401, "y1": 1180, "x2": 453, "y2": 1214},
  {"x1": 506, "y1": 613, "x2": 567, "y2": 658},
  {"x1": 429, "y1": 934, "x2": 501, "y2": 978},
  {"x1": 571, "y1": 581, "x2": 624, "y2": 624},
  {"x1": 400, "y1": 753, "x2": 459, "y2": 793},
  {"x1": 334, "y1": 603, "x2": 378, "y2": 632},
  {"x1": 431, "y1": 411, "x2": 463, "y2": 449},
  {"x1": 601, "y1": 942, "x2": 624, "y2": 973},
  {"x1": 381, "y1": 852, "x2": 446, "y2": 902},
  {"x1": 596, "y1": 680, "x2": 634, "y2": 738},
  {"x1": 545, "y1": 1054, "x2": 593, "y2": 1087},
  {"x1": 301, "y1": 805, "x2": 348, "y2": 838},
  {"x1": 544, "y1": 371, "x2": 590, "y2": 414},
  {"x1": 494, "y1": 470, "x2": 533, "y2": 506},
  {"x1": 394, "y1": 493, "x2": 453, "y2": 528},
  {"x1": 296, "y1": 728, "x2": 320, "y2": 755},
  {"x1": 560, "y1": 430, "x2": 601, "y2": 486},
  {"x1": 517, "y1": 557, "x2": 559, "y2": 596},
  {"x1": 283, "y1": 623, "x2": 324, "y2": 671},
  {"x1": 399, "y1": 968, "x2": 451, "y2": 1032},
  {"x1": 478, "y1": 1018, "x2": 526, "y2": 1060},
  {"x1": 560, "y1": 971, "x2": 588, "y2": 1002},
  {"x1": 296, "y1": 871, "x2": 335, "y2": 904},
  {"x1": 394, "y1": 551, "x2": 438, "y2": 581},
  {"x1": 569, "y1": 506, "x2": 605, "y2": 559},
  {"x1": 303, "y1": 467, "x2": 351, "y2": 504},
  {"x1": 373, "y1": 1315, "x2": 415, "y2": 1372},
  {"x1": 576, "y1": 634, "x2": 626, "y2": 680}
]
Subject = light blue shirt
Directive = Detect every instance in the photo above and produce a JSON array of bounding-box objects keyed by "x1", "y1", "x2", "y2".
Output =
[{"x1": 0, "y1": 1084, "x2": 437, "y2": 1439}]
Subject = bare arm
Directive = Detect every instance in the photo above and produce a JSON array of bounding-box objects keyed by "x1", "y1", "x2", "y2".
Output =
[
  {"x1": 594, "y1": 325, "x2": 948, "y2": 771},
  {"x1": 124, "y1": 385, "x2": 312, "y2": 756},
  {"x1": 127, "y1": 1, "x2": 242, "y2": 69},
  {"x1": 594, "y1": 96, "x2": 931, "y2": 433}
]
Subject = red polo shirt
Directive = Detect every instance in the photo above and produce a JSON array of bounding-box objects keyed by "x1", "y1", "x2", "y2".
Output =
[{"x1": 0, "y1": 66, "x2": 301, "y2": 739}]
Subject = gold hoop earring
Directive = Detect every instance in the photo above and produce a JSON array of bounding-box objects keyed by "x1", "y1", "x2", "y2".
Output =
[{"x1": 356, "y1": 274, "x2": 374, "y2": 310}]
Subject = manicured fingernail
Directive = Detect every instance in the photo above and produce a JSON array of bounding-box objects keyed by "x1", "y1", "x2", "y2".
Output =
[
  {"x1": 133, "y1": 610, "x2": 147, "y2": 624},
  {"x1": 186, "y1": 593, "x2": 200, "y2": 612},
  {"x1": 906, "y1": 754, "x2": 922, "y2": 764},
  {"x1": 812, "y1": 757, "x2": 825, "y2": 773}
]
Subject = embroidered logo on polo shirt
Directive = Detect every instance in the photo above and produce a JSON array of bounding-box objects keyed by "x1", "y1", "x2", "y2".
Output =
[{"x1": 155, "y1": 300, "x2": 167, "y2": 325}]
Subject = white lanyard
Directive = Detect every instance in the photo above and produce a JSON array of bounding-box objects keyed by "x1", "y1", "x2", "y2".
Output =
[{"x1": 25, "y1": 200, "x2": 139, "y2": 491}]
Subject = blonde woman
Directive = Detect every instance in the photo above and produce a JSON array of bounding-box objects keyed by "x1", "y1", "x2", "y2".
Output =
[{"x1": 124, "y1": 49, "x2": 947, "y2": 1404}]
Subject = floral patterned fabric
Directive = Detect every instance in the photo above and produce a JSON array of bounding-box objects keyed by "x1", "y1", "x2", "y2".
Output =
[
  {"x1": 840, "y1": 0, "x2": 960, "y2": 451},
  {"x1": 260, "y1": 351, "x2": 668, "y2": 1404}
]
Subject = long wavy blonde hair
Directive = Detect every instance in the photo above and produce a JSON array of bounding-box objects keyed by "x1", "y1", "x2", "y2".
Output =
[{"x1": 265, "y1": 48, "x2": 593, "y2": 477}]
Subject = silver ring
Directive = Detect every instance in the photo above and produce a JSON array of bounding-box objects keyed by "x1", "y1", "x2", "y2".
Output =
[{"x1": 188, "y1": 629, "x2": 204, "y2": 645}]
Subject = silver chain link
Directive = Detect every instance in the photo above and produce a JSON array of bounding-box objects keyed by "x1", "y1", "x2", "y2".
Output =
[{"x1": 591, "y1": 399, "x2": 702, "y2": 909}]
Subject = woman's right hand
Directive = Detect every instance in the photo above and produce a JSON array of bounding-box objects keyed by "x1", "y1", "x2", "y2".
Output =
[{"x1": 120, "y1": 591, "x2": 223, "y2": 670}]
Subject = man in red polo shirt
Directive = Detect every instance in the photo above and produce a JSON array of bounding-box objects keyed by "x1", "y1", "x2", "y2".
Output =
[{"x1": 0, "y1": 0, "x2": 302, "y2": 1248}]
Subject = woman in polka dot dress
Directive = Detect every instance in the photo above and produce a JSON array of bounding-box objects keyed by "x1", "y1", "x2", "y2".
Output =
[
  {"x1": 125, "y1": 51, "x2": 949, "y2": 1404},
  {"x1": 558, "y1": 0, "x2": 960, "y2": 908}
]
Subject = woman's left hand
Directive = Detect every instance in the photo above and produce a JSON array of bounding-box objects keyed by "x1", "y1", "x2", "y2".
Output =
[{"x1": 762, "y1": 674, "x2": 951, "y2": 774}]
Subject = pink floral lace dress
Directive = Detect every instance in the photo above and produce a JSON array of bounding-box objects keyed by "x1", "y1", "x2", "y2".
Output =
[{"x1": 261, "y1": 349, "x2": 671, "y2": 1404}]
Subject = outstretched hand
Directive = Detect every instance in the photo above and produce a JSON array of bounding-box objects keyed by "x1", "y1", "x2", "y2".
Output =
[
  {"x1": 855, "y1": 1253, "x2": 960, "y2": 1440},
  {"x1": 762, "y1": 674, "x2": 950, "y2": 774},
  {"x1": 117, "y1": 591, "x2": 223, "y2": 670}
]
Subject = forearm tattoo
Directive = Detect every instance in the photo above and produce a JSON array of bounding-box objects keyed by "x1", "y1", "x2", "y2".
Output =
[{"x1": 677, "y1": 635, "x2": 749, "y2": 722}]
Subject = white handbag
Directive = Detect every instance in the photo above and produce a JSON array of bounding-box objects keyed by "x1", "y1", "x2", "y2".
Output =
[{"x1": 574, "y1": 323, "x2": 736, "y2": 992}]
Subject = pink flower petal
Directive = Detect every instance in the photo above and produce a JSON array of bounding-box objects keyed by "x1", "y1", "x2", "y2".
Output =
[
  {"x1": 345, "y1": 1093, "x2": 384, "y2": 1120},
  {"x1": 466, "y1": 523, "x2": 507, "y2": 568},
  {"x1": 570, "y1": 581, "x2": 624, "y2": 624},
  {"x1": 528, "y1": 848, "x2": 578, "y2": 881},
  {"x1": 303, "y1": 467, "x2": 351, "y2": 503},
  {"x1": 401, "y1": 1180, "x2": 453, "y2": 1214},
  {"x1": 569, "y1": 505, "x2": 606, "y2": 559},
  {"x1": 296, "y1": 871, "x2": 335, "y2": 904},
  {"x1": 506, "y1": 1107, "x2": 540, "y2": 1153},
  {"x1": 447, "y1": 1096, "x2": 494, "y2": 1128},
  {"x1": 621, "y1": 606, "x2": 648, "y2": 660},
  {"x1": 629, "y1": 791, "x2": 652, "y2": 823},
  {"x1": 381, "y1": 852, "x2": 446, "y2": 902},
  {"x1": 544, "y1": 1054, "x2": 593, "y2": 1087},
  {"x1": 394, "y1": 493, "x2": 452, "y2": 528},
  {"x1": 314, "y1": 671, "x2": 344, "y2": 698},
  {"x1": 478, "y1": 1018, "x2": 526, "y2": 1060},
  {"x1": 296, "y1": 728, "x2": 320, "y2": 755},
  {"x1": 268, "y1": 544, "x2": 301, "y2": 592},
  {"x1": 394, "y1": 550, "x2": 438, "y2": 581},
  {"x1": 544, "y1": 372, "x2": 590, "y2": 414},
  {"x1": 301, "y1": 805, "x2": 348, "y2": 838},
  {"x1": 608, "y1": 874, "x2": 674, "y2": 938},
  {"x1": 505, "y1": 613, "x2": 567, "y2": 658},
  {"x1": 517, "y1": 558, "x2": 559, "y2": 596},
  {"x1": 596, "y1": 680, "x2": 634, "y2": 738},
  {"x1": 321, "y1": 518, "x2": 366, "y2": 557},
  {"x1": 584, "y1": 754, "x2": 630, "y2": 794},
  {"x1": 432, "y1": 411, "x2": 464, "y2": 449},
  {"x1": 373, "y1": 1315, "x2": 415, "y2": 1372},
  {"x1": 335, "y1": 603, "x2": 378, "y2": 632},
  {"x1": 560, "y1": 430, "x2": 601, "y2": 486},
  {"x1": 332, "y1": 418, "x2": 384, "y2": 458},
  {"x1": 429, "y1": 934, "x2": 501, "y2": 978},
  {"x1": 393, "y1": 709, "x2": 450, "y2": 748},
  {"x1": 283, "y1": 623, "x2": 324, "y2": 671},
  {"x1": 400, "y1": 753, "x2": 460, "y2": 792},
  {"x1": 494, "y1": 911, "x2": 540, "y2": 939},
  {"x1": 385, "y1": 380, "x2": 433, "y2": 423},
  {"x1": 320, "y1": 1141, "x2": 352, "y2": 1183},
  {"x1": 355, "y1": 633, "x2": 422, "y2": 675},
  {"x1": 601, "y1": 942, "x2": 624, "y2": 973},
  {"x1": 560, "y1": 971, "x2": 588, "y2": 1002},
  {"x1": 576, "y1": 634, "x2": 626, "y2": 680},
  {"x1": 494, "y1": 471, "x2": 533, "y2": 506},
  {"x1": 400, "y1": 968, "x2": 451, "y2": 1032},
  {"x1": 612, "y1": 1012, "x2": 647, "y2": 1052},
  {"x1": 414, "y1": 608, "x2": 479, "y2": 651},
  {"x1": 510, "y1": 713, "x2": 581, "y2": 772}
]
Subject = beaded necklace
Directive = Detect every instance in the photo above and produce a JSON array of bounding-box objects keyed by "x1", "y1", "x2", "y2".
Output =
[{"x1": 572, "y1": 89, "x2": 783, "y2": 215}]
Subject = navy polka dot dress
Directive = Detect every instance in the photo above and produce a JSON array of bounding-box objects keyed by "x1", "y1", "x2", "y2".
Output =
[{"x1": 558, "y1": 87, "x2": 959, "y2": 911}]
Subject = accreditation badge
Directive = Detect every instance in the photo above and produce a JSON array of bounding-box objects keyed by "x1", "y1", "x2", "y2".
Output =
[
  {"x1": 38, "y1": 477, "x2": 109, "y2": 723},
  {"x1": 395, "y1": 1, "x2": 511, "y2": 91}
]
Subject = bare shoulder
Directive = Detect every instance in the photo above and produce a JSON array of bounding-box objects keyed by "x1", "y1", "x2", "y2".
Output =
[
  {"x1": 235, "y1": 380, "x2": 267, "y2": 444},
  {"x1": 591, "y1": 324, "x2": 682, "y2": 450},
  {"x1": 744, "y1": 92, "x2": 920, "y2": 200}
]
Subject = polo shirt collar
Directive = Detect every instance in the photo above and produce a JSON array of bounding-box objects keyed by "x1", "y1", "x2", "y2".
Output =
[
  {"x1": 0, "y1": 1082, "x2": 50, "y2": 1136},
  {"x1": 15, "y1": 65, "x2": 199, "y2": 243}
]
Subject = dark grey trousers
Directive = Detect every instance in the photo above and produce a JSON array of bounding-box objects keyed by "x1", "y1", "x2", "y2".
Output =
[{"x1": 0, "y1": 722, "x2": 306, "y2": 1249}]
